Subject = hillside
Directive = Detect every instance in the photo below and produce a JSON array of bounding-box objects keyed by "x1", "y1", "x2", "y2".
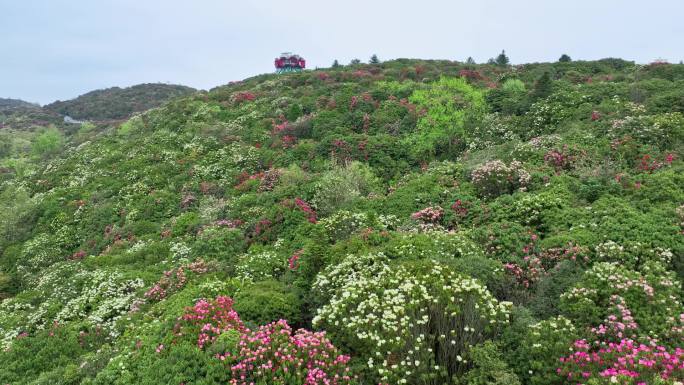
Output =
[
  {"x1": 44, "y1": 83, "x2": 197, "y2": 121},
  {"x1": 0, "y1": 98, "x2": 40, "y2": 110},
  {"x1": 0, "y1": 98, "x2": 63, "y2": 130},
  {"x1": 0, "y1": 59, "x2": 683, "y2": 385}
]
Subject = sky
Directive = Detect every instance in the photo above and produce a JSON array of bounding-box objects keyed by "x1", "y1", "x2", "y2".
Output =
[{"x1": 1, "y1": 0, "x2": 683, "y2": 105}]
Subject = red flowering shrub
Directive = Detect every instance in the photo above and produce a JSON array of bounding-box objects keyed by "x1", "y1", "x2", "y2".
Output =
[
  {"x1": 458, "y1": 69, "x2": 484, "y2": 81},
  {"x1": 258, "y1": 168, "x2": 281, "y2": 192},
  {"x1": 295, "y1": 198, "x2": 317, "y2": 223},
  {"x1": 450, "y1": 199, "x2": 470, "y2": 218},
  {"x1": 233, "y1": 91, "x2": 256, "y2": 104},
  {"x1": 544, "y1": 145, "x2": 580, "y2": 172},
  {"x1": 145, "y1": 259, "x2": 210, "y2": 301},
  {"x1": 505, "y1": 236, "x2": 588, "y2": 288},
  {"x1": 288, "y1": 249, "x2": 302, "y2": 271},
  {"x1": 222, "y1": 320, "x2": 354, "y2": 385},
  {"x1": 69, "y1": 250, "x2": 87, "y2": 260}
]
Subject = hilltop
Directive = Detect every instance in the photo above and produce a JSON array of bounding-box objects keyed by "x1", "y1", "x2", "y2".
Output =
[
  {"x1": 0, "y1": 58, "x2": 682, "y2": 384},
  {"x1": 44, "y1": 83, "x2": 197, "y2": 121}
]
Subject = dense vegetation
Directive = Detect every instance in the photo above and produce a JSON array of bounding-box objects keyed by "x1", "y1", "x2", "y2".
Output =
[
  {"x1": 45, "y1": 83, "x2": 197, "y2": 121},
  {"x1": 0, "y1": 58, "x2": 683, "y2": 385}
]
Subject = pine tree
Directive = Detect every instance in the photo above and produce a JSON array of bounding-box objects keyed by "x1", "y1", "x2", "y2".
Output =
[
  {"x1": 559, "y1": 54, "x2": 572, "y2": 63},
  {"x1": 466, "y1": 57, "x2": 476, "y2": 65},
  {"x1": 350, "y1": 58, "x2": 361, "y2": 65},
  {"x1": 369, "y1": 54, "x2": 380, "y2": 64},
  {"x1": 332, "y1": 59, "x2": 340, "y2": 68},
  {"x1": 532, "y1": 71, "x2": 553, "y2": 100},
  {"x1": 495, "y1": 50, "x2": 510, "y2": 66}
]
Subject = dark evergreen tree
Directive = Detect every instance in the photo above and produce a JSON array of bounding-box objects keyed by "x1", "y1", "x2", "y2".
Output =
[
  {"x1": 559, "y1": 54, "x2": 572, "y2": 62},
  {"x1": 369, "y1": 54, "x2": 380, "y2": 64},
  {"x1": 350, "y1": 58, "x2": 361, "y2": 65},
  {"x1": 495, "y1": 50, "x2": 510, "y2": 66},
  {"x1": 466, "y1": 57, "x2": 476, "y2": 65},
  {"x1": 532, "y1": 71, "x2": 553, "y2": 100},
  {"x1": 332, "y1": 59, "x2": 340, "y2": 68}
]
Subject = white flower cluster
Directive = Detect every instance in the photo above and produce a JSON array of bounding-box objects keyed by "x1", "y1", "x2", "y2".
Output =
[
  {"x1": 594, "y1": 240, "x2": 673, "y2": 269},
  {"x1": 384, "y1": 231, "x2": 483, "y2": 261},
  {"x1": 313, "y1": 259, "x2": 511, "y2": 384},
  {"x1": 312, "y1": 252, "x2": 392, "y2": 301},
  {"x1": 235, "y1": 250, "x2": 287, "y2": 282},
  {"x1": 319, "y1": 211, "x2": 379, "y2": 241},
  {"x1": 170, "y1": 242, "x2": 191, "y2": 260}
]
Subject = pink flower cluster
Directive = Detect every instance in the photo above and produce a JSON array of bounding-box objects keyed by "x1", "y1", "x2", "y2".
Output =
[
  {"x1": 223, "y1": 319, "x2": 354, "y2": 385},
  {"x1": 295, "y1": 198, "x2": 317, "y2": 223},
  {"x1": 411, "y1": 206, "x2": 444, "y2": 224},
  {"x1": 471, "y1": 160, "x2": 531, "y2": 198},
  {"x1": 591, "y1": 296, "x2": 639, "y2": 341},
  {"x1": 557, "y1": 339, "x2": 684, "y2": 384},
  {"x1": 172, "y1": 296, "x2": 355, "y2": 384},
  {"x1": 175, "y1": 296, "x2": 246, "y2": 350}
]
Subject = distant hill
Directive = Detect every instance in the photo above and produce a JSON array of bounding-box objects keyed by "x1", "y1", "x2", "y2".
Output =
[
  {"x1": 44, "y1": 83, "x2": 197, "y2": 120},
  {"x1": 0, "y1": 98, "x2": 63, "y2": 130},
  {"x1": 0, "y1": 98, "x2": 39, "y2": 111}
]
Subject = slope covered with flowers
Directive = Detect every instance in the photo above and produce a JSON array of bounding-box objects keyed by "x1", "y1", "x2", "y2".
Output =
[{"x1": 0, "y1": 58, "x2": 683, "y2": 384}]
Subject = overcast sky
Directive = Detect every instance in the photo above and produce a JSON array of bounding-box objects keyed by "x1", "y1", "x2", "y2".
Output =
[{"x1": 1, "y1": 0, "x2": 682, "y2": 104}]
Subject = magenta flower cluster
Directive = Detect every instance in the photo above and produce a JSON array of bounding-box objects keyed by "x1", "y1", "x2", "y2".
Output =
[{"x1": 558, "y1": 338, "x2": 684, "y2": 384}]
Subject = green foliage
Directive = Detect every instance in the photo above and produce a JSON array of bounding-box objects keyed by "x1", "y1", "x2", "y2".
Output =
[
  {"x1": 312, "y1": 161, "x2": 380, "y2": 216},
  {"x1": 460, "y1": 341, "x2": 521, "y2": 385},
  {"x1": 31, "y1": 127, "x2": 64, "y2": 157},
  {"x1": 233, "y1": 280, "x2": 302, "y2": 326},
  {"x1": 405, "y1": 76, "x2": 486, "y2": 160}
]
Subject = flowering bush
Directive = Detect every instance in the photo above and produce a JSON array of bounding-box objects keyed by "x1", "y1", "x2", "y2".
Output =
[
  {"x1": 313, "y1": 260, "x2": 511, "y2": 384},
  {"x1": 504, "y1": 237, "x2": 588, "y2": 289},
  {"x1": 175, "y1": 296, "x2": 245, "y2": 349},
  {"x1": 319, "y1": 211, "x2": 377, "y2": 242},
  {"x1": 294, "y1": 198, "x2": 317, "y2": 223},
  {"x1": 594, "y1": 241, "x2": 673, "y2": 271},
  {"x1": 471, "y1": 160, "x2": 531, "y2": 198},
  {"x1": 512, "y1": 316, "x2": 578, "y2": 385},
  {"x1": 170, "y1": 296, "x2": 354, "y2": 384},
  {"x1": 410, "y1": 205, "x2": 444, "y2": 224},
  {"x1": 557, "y1": 338, "x2": 684, "y2": 384},
  {"x1": 222, "y1": 320, "x2": 354, "y2": 385},
  {"x1": 560, "y1": 262, "x2": 684, "y2": 343},
  {"x1": 235, "y1": 250, "x2": 287, "y2": 281},
  {"x1": 145, "y1": 259, "x2": 210, "y2": 301}
]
